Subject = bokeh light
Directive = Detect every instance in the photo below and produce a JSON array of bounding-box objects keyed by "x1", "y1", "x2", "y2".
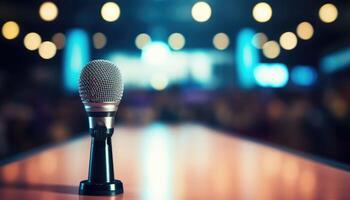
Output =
[
  {"x1": 142, "y1": 42, "x2": 171, "y2": 66},
  {"x1": 150, "y1": 74, "x2": 169, "y2": 91},
  {"x1": 93, "y1": 32, "x2": 107, "y2": 49},
  {"x1": 279, "y1": 32, "x2": 298, "y2": 50},
  {"x1": 213, "y1": 33, "x2": 230, "y2": 50},
  {"x1": 252, "y1": 32, "x2": 268, "y2": 49},
  {"x1": 291, "y1": 65, "x2": 317, "y2": 86},
  {"x1": 52, "y1": 33, "x2": 65, "y2": 50},
  {"x1": 1, "y1": 21, "x2": 20, "y2": 40},
  {"x1": 296, "y1": 22, "x2": 314, "y2": 40},
  {"x1": 319, "y1": 3, "x2": 338, "y2": 23},
  {"x1": 252, "y1": 2, "x2": 272, "y2": 23},
  {"x1": 262, "y1": 40, "x2": 280, "y2": 59},
  {"x1": 38, "y1": 41, "x2": 57, "y2": 59},
  {"x1": 191, "y1": 2, "x2": 212, "y2": 22},
  {"x1": 23, "y1": 32, "x2": 42, "y2": 51},
  {"x1": 39, "y1": 2, "x2": 58, "y2": 22},
  {"x1": 135, "y1": 33, "x2": 151, "y2": 50},
  {"x1": 254, "y1": 63, "x2": 289, "y2": 88},
  {"x1": 168, "y1": 33, "x2": 185, "y2": 50},
  {"x1": 101, "y1": 2, "x2": 121, "y2": 22}
]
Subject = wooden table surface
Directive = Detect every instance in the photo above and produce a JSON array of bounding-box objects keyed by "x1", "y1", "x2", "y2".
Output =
[{"x1": 0, "y1": 123, "x2": 349, "y2": 200}]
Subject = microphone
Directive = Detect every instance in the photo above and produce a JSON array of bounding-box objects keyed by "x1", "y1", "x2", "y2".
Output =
[{"x1": 78, "y1": 59, "x2": 124, "y2": 196}]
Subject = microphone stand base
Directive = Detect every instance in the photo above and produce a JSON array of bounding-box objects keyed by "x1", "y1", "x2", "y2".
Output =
[{"x1": 79, "y1": 179, "x2": 123, "y2": 196}]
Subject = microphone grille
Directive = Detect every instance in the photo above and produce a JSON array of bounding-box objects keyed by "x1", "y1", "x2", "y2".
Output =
[{"x1": 79, "y1": 59, "x2": 123, "y2": 104}]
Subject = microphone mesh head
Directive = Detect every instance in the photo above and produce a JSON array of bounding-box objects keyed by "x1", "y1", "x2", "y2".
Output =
[{"x1": 79, "y1": 59, "x2": 123, "y2": 103}]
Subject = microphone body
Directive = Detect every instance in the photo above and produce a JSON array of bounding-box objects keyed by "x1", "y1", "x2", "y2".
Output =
[{"x1": 78, "y1": 60, "x2": 124, "y2": 196}]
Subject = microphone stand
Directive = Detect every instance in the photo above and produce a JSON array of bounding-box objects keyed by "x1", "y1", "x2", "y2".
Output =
[{"x1": 79, "y1": 125, "x2": 123, "y2": 195}]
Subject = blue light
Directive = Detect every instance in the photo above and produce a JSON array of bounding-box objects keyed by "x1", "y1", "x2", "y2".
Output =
[
  {"x1": 63, "y1": 29, "x2": 90, "y2": 91},
  {"x1": 236, "y1": 28, "x2": 259, "y2": 89},
  {"x1": 254, "y1": 63, "x2": 289, "y2": 88},
  {"x1": 291, "y1": 66, "x2": 316, "y2": 86},
  {"x1": 320, "y1": 48, "x2": 350, "y2": 73}
]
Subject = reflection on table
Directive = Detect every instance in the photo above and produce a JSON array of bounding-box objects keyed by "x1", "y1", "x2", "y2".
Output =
[{"x1": 0, "y1": 123, "x2": 350, "y2": 200}]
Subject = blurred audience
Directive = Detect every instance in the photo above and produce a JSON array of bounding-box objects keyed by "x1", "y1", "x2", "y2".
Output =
[{"x1": 0, "y1": 68, "x2": 349, "y2": 165}]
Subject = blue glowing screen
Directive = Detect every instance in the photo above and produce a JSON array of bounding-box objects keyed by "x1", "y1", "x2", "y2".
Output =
[
  {"x1": 63, "y1": 29, "x2": 90, "y2": 91},
  {"x1": 236, "y1": 28, "x2": 259, "y2": 89}
]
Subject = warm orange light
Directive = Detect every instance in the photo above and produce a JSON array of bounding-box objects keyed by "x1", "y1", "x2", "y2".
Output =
[
  {"x1": 279, "y1": 32, "x2": 298, "y2": 50},
  {"x1": 252, "y1": 32, "x2": 268, "y2": 49},
  {"x1": 39, "y1": 2, "x2": 58, "y2": 21},
  {"x1": 52, "y1": 33, "x2": 65, "y2": 49},
  {"x1": 191, "y1": 2, "x2": 212, "y2": 22},
  {"x1": 38, "y1": 41, "x2": 57, "y2": 59},
  {"x1": 296, "y1": 22, "x2": 314, "y2": 40},
  {"x1": 93, "y1": 32, "x2": 107, "y2": 49},
  {"x1": 135, "y1": 33, "x2": 151, "y2": 50},
  {"x1": 2, "y1": 21, "x2": 20, "y2": 40},
  {"x1": 319, "y1": 3, "x2": 338, "y2": 23},
  {"x1": 24, "y1": 32, "x2": 42, "y2": 51},
  {"x1": 168, "y1": 33, "x2": 185, "y2": 50},
  {"x1": 252, "y1": 2, "x2": 272, "y2": 23},
  {"x1": 213, "y1": 33, "x2": 230, "y2": 50},
  {"x1": 262, "y1": 40, "x2": 280, "y2": 59},
  {"x1": 150, "y1": 74, "x2": 169, "y2": 91},
  {"x1": 101, "y1": 2, "x2": 121, "y2": 22}
]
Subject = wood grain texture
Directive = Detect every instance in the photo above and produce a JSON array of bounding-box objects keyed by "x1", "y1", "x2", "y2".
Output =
[{"x1": 0, "y1": 123, "x2": 349, "y2": 200}]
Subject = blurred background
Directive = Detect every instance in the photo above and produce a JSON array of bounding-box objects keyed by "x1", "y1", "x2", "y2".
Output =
[{"x1": 0, "y1": 0, "x2": 349, "y2": 165}]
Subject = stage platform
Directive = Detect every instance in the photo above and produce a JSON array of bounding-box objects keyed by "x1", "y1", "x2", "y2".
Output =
[{"x1": 0, "y1": 123, "x2": 349, "y2": 199}]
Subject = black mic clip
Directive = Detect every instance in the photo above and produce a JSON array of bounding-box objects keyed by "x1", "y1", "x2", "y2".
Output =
[{"x1": 90, "y1": 126, "x2": 113, "y2": 141}]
